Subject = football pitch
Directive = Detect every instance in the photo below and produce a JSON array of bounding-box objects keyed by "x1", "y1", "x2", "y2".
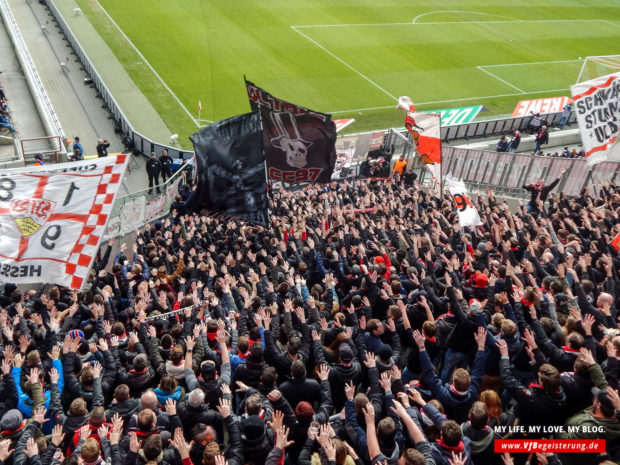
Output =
[{"x1": 75, "y1": 0, "x2": 620, "y2": 146}]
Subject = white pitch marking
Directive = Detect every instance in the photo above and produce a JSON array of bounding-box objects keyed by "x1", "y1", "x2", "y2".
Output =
[
  {"x1": 476, "y1": 66, "x2": 526, "y2": 94},
  {"x1": 290, "y1": 26, "x2": 398, "y2": 101},
  {"x1": 481, "y1": 59, "x2": 581, "y2": 68},
  {"x1": 89, "y1": 0, "x2": 209, "y2": 126},
  {"x1": 328, "y1": 89, "x2": 570, "y2": 114},
  {"x1": 292, "y1": 19, "x2": 612, "y2": 28},
  {"x1": 411, "y1": 10, "x2": 514, "y2": 24}
]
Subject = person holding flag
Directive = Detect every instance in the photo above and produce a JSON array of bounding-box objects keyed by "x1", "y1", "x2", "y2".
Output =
[{"x1": 396, "y1": 96, "x2": 442, "y2": 197}]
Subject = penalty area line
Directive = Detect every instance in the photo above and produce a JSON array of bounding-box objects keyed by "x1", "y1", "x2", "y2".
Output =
[{"x1": 290, "y1": 26, "x2": 398, "y2": 102}]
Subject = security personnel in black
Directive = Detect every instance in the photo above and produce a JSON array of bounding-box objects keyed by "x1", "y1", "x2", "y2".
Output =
[
  {"x1": 146, "y1": 152, "x2": 162, "y2": 194},
  {"x1": 160, "y1": 150, "x2": 173, "y2": 183}
]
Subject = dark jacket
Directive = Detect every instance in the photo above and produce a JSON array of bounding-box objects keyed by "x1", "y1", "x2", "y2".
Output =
[
  {"x1": 499, "y1": 358, "x2": 566, "y2": 431},
  {"x1": 420, "y1": 349, "x2": 485, "y2": 424},
  {"x1": 313, "y1": 339, "x2": 361, "y2": 411},
  {"x1": 279, "y1": 376, "x2": 321, "y2": 410},
  {"x1": 146, "y1": 158, "x2": 161, "y2": 176},
  {"x1": 461, "y1": 423, "x2": 498, "y2": 465}
]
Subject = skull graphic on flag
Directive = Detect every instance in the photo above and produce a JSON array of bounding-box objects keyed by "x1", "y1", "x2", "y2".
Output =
[{"x1": 270, "y1": 112, "x2": 312, "y2": 170}]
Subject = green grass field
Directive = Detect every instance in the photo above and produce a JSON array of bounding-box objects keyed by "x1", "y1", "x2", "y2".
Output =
[{"x1": 75, "y1": 0, "x2": 620, "y2": 147}]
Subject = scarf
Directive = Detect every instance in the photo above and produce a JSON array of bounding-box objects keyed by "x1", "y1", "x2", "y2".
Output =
[
  {"x1": 1, "y1": 420, "x2": 26, "y2": 435},
  {"x1": 436, "y1": 438, "x2": 465, "y2": 453},
  {"x1": 561, "y1": 346, "x2": 581, "y2": 354},
  {"x1": 449, "y1": 384, "x2": 468, "y2": 397}
]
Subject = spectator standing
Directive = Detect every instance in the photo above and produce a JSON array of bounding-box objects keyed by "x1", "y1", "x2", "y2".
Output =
[
  {"x1": 528, "y1": 112, "x2": 542, "y2": 134},
  {"x1": 532, "y1": 126, "x2": 549, "y2": 154},
  {"x1": 72, "y1": 136, "x2": 83, "y2": 156},
  {"x1": 522, "y1": 167, "x2": 567, "y2": 213},
  {"x1": 146, "y1": 152, "x2": 162, "y2": 194},
  {"x1": 392, "y1": 154, "x2": 407, "y2": 176},
  {"x1": 496, "y1": 136, "x2": 508, "y2": 153},
  {"x1": 402, "y1": 167, "x2": 417, "y2": 187},
  {"x1": 160, "y1": 150, "x2": 173, "y2": 183},
  {"x1": 557, "y1": 102, "x2": 572, "y2": 129},
  {"x1": 508, "y1": 131, "x2": 520, "y2": 153},
  {"x1": 33, "y1": 153, "x2": 45, "y2": 166},
  {"x1": 180, "y1": 158, "x2": 193, "y2": 182},
  {"x1": 96, "y1": 139, "x2": 110, "y2": 158}
]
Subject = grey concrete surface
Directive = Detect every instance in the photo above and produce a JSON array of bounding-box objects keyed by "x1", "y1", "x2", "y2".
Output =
[
  {"x1": 8, "y1": 0, "x2": 125, "y2": 157},
  {"x1": 0, "y1": 6, "x2": 46, "y2": 162}
]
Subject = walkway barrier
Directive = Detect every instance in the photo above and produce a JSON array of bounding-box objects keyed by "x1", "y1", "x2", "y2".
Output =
[
  {"x1": 441, "y1": 147, "x2": 620, "y2": 198},
  {"x1": 0, "y1": 0, "x2": 66, "y2": 153},
  {"x1": 104, "y1": 165, "x2": 188, "y2": 239}
]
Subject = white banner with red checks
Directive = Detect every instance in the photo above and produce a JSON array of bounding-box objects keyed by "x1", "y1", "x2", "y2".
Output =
[{"x1": 0, "y1": 155, "x2": 128, "y2": 289}]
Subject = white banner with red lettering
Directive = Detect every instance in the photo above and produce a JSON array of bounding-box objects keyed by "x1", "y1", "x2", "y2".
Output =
[
  {"x1": 445, "y1": 176, "x2": 482, "y2": 226},
  {"x1": 0, "y1": 155, "x2": 128, "y2": 289},
  {"x1": 511, "y1": 96, "x2": 571, "y2": 117},
  {"x1": 571, "y1": 72, "x2": 620, "y2": 166}
]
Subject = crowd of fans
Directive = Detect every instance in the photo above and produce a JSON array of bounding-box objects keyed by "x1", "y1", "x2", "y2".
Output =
[
  {"x1": 0, "y1": 170, "x2": 618, "y2": 465},
  {"x1": 0, "y1": 84, "x2": 17, "y2": 135}
]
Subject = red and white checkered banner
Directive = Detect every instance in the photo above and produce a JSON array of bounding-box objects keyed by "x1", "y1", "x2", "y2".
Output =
[{"x1": 0, "y1": 155, "x2": 128, "y2": 289}]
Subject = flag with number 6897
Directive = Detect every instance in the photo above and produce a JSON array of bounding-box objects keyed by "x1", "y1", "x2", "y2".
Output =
[{"x1": 0, "y1": 155, "x2": 128, "y2": 289}]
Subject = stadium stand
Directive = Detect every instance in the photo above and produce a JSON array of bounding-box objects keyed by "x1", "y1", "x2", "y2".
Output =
[{"x1": 0, "y1": 169, "x2": 618, "y2": 465}]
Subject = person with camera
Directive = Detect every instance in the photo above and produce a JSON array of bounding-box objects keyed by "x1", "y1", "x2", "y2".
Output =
[{"x1": 96, "y1": 139, "x2": 110, "y2": 158}]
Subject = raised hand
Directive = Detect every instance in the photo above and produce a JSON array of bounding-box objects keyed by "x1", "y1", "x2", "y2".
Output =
[
  {"x1": 274, "y1": 425, "x2": 294, "y2": 450},
  {"x1": 345, "y1": 380, "x2": 355, "y2": 400},
  {"x1": 0, "y1": 439, "x2": 13, "y2": 461},
  {"x1": 216, "y1": 397, "x2": 231, "y2": 419},
  {"x1": 364, "y1": 352, "x2": 376, "y2": 368},
  {"x1": 129, "y1": 432, "x2": 140, "y2": 453},
  {"x1": 92, "y1": 362, "x2": 103, "y2": 379},
  {"x1": 170, "y1": 428, "x2": 190, "y2": 458},
  {"x1": 25, "y1": 438, "x2": 38, "y2": 458},
  {"x1": 165, "y1": 398, "x2": 177, "y2": 416},
  {"x1": 317, "y1": 364, "x2": 330, "y2": 381},
  {"x1": 52, "y1": 423, "x2": 66, "y2": 446},
  {"x1": 33, "y1": 407, "x2": 47, "y2": 425}
]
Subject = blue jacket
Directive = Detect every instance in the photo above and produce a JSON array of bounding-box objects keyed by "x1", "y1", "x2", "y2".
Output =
[
  {"x1": 153, "y1": 385, "x2": 183, "y2": 405},
  {"x1": 13, "y1": 360, "x2": 64, "y2": 419},
  {"x1": 420, "y1": 349, "x2": 485, "y2": 423}
]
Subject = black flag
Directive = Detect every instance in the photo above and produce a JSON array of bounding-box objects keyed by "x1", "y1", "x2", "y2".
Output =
[
  {"x1": 245, "y1": 80, "x2": 337, "y2": 184},
  {"x1": 189, "y1": 112, "x2": 269, "y2": 227}
]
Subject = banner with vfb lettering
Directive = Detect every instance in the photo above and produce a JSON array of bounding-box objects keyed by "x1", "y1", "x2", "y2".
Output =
[
  {"x1": 571, "y1": 72, "x2": 620, "y2": 166},
  {"x1": 445, "y1": 175, "x2": 482, "y2": 226},
  {"x1": 0, "y1": 155, "x2": 128, "y2": 289}
]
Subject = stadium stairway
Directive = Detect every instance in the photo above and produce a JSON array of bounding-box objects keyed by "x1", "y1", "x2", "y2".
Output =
[{"x1": 6, "y1": 0, "x2": 124, "y2": 159}]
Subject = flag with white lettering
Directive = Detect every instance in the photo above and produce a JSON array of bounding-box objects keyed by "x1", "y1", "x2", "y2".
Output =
[
  {"x1": 0, "y1": 155, "x2": 128, "y2": 289},
  {"x1": 190, "y1": 112, "x2": 269, "y2": 227},
  {"x1": 571, "y1": 72, "x2": 620, "y2": 166},
  {"x1": 445, "y1": 176, "x2": 482, "y2": 227},
  {"x1": 396, "y1": 96, "x2": 441, "y2": 196},
  {"x1": 245, "y1": 80, "x2": 337, "y2": 184}
]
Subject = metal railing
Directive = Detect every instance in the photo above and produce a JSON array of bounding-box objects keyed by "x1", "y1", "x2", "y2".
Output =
[
  {"x1": 105, "y1": 165, "x2": 188, "y2": 239},
  {"x1": 440, "y1": 147, "x2": 619, "y2": 198}
]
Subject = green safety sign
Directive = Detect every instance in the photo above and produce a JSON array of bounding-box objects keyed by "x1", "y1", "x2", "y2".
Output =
[{"x1": 421, "y1": 105, "x2": 483, "y2": 126}]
